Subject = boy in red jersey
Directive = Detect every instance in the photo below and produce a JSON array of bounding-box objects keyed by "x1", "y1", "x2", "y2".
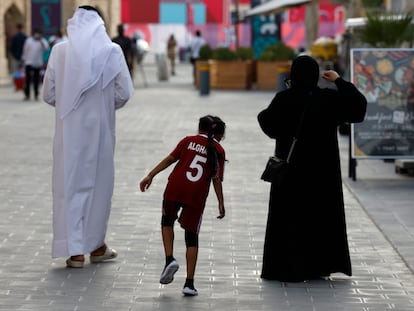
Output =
[{"x1": 139, "y1": 115, "x2": 226, "y2": 296}]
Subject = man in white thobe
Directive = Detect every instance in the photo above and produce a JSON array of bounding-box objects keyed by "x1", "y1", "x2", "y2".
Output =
[{"x1": 42, "y1": 6, "x2": 134, "y2": 268}]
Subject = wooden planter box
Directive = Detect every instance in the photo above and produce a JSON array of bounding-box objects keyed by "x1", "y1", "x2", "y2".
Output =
[
  {"x1": 256, "y1": 61, "x2": 291, "y2": 91},
  {"x1": 208, "y1": 60, "x2": 253, "y2": 90}
]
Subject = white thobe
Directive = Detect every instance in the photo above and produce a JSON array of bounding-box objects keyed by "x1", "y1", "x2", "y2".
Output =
[{"x1": 42, "y1": 42, "x2": 133, "y2": 258}]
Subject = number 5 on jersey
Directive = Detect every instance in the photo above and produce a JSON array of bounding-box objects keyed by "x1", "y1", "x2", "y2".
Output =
[{"x1": 186, "y1": 155, "x2": 207, "y2": 182}]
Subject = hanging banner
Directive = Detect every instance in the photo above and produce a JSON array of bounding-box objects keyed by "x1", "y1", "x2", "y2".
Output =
[
  {"x1": 250, "y1": 0, "x2": 281, "y2": 59},
  {"x1": 351, "y1": 48, "x2": 414, "y2": 158},
  {"x1": 31, "y1": 0, "x2": 61, "y2": 37}
]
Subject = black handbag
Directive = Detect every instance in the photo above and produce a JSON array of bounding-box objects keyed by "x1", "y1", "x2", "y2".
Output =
[
  {"x1": 260, "y1": 106, "x2": 306, "y2": 185},
  {"x1": 260, "y1": 156, "x2": 288, "y2": 185},
  {"x1": 260, "y1": 139, "x2": 297, "y2": 185}
]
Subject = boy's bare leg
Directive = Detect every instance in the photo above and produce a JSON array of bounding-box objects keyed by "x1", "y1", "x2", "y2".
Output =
[
  {"x1": 162, "y1": 226, "x2": 174, "y2": 256},
  {"x1": 160, "y1": 225, "x2": 179, "y2": 285},
  {"x1": 186, "y1": 246, "x2": 198, "y2": 279}
]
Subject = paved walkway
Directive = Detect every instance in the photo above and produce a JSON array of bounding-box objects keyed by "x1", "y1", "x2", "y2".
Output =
[{"x1": 1, "y1": 62, "x2": 413, "y2": 310}]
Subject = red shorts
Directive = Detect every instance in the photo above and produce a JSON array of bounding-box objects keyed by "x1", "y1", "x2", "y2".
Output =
[{"x1": 162, "y1": 200, "x2": 204, "y2": 233}]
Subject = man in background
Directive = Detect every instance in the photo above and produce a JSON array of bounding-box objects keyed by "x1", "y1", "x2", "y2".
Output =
[
  {"x1": 21, "y1": 28, "x2": 48, "y2": 100},
  {"x1": 189, "y1": 30, "x2": 206, "y2": 85},
  {"x1": 167, "y1": 34, "x2": 177, "y2": 76},
  {"x1": 10, "y1": 23, "x2": 27, "y2": 72},
  {"x1": 112, "y1": 24, "x2": 134, "y2": 77}
]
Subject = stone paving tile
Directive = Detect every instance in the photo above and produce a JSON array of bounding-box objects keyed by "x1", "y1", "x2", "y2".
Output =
[
  {"x1": 0, "y1": 63, "x2": 414, "y2": 310},
  {"x1": 338, "y1": 135, "x2": 414, "y2": 274}
]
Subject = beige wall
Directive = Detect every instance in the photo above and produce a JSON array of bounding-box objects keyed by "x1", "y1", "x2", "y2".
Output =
[
  {"x1": 0, "y1": 0, "x2": 27, "y2": 84},
  {"x1": 0, "y1": 0, "x2": 120, "y2": 86}
]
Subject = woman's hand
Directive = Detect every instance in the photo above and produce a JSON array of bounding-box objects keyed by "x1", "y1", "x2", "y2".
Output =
[{"x1": 322, "y1": 70, "x2": 340, "y2": 82}]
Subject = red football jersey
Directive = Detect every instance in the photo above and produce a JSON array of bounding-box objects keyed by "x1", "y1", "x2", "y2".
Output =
[{"x1": 164, "y1": 134, "x2": 225, "y2": 208}]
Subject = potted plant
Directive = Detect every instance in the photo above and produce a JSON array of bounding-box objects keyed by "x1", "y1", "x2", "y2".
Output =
[
  {"x1": 256, "y1": 42, "x2": 295, "y2": 90},
  {"x1": 211, "y1": 47, "x2": 238, "y2": 60},
  {"x1": 199, "y1": 44, "x2": 213, "y2": 60},
  {"x1": 236, "y1": 47, "x2": 254, "y2": 60},
  {"x1": 209, "y1": 47, "x2": 254, "y2": 90},
  {"x1": 236, "y1": 46, "x2": 256, "y2": 88},
  {"x1": 359, "y1": 13, "x2": 414, "y2": 47}
]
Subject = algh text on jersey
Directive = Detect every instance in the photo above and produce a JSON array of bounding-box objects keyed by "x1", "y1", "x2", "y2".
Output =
[{"x1": 187, "y1": 142, "x2": 207, "y2": 155}]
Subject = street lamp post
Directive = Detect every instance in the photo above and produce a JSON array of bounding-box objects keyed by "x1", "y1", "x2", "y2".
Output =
[{"x1": 234, "y1": 0, "x2": 240, "y2": 48}]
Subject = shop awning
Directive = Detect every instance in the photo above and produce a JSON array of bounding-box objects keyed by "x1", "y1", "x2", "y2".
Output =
[{"x1": 245, "y1": 0, "x2": 312, "y2": 17}]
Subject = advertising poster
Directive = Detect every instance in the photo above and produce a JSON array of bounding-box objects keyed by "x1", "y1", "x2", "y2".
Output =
[
  {"x1": 351, "y1": 49, "x2": 414, "y2": 158},
  {"x1": 31, "y1": 0, "x2": 61, "y2": 38}
]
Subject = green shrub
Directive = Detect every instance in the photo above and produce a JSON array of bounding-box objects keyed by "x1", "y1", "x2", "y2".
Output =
[
  {"x1": 235, "y1": 47, "x2": 254, "y2": 60},
  {"x1": 360, "y1": 13, "x2": 414, "y2": 47},
  {"x1": 199, "y1": 44, "x2": 213, "y2": 60},
  {"x1": 259, "y1": 42, "x2": 295, "y2": 61},
  {"x1": 211, "y1": 47, "x2": 238, "y2": 61}
]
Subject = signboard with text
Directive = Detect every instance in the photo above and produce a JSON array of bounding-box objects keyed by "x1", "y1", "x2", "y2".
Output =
[{"x1": 351, "y1": 48, "x2": 414, "y2": 158}]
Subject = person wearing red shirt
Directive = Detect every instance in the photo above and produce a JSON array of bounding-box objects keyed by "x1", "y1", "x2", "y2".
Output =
[{"x1": 140, "y1": 115, "x2": 226, "y2": 296}]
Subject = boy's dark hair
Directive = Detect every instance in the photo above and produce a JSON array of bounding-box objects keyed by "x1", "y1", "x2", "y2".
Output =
[
  {"x1": 199, "y1": 115, "x2": 226, "y2": 175},
  {"x1": 79, "y1": 5, "x2": 102, "y2": 18}
]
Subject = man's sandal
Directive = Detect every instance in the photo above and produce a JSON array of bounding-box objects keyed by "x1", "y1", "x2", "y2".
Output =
[
  {"x1": 90, "y1": 247, "x2": 118, "y2": 263},
  {"x1": 66, "y1": 258, "x2": 84, "y2": 268}
]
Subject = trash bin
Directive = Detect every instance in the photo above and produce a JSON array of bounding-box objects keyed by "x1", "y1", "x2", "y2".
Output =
[
  {"x1": 156, "y1": 53, "x2": 168, "y2": 81},
  {"x1": 199, "y1": 64, "x2": 210, "y2": 96},
  {"x1": 276, "y1": 65, "x2": 290, "y2": 92}
]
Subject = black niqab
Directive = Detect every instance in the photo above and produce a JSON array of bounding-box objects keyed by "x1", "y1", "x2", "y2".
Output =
[{"x1": 290, "y1": 55, "x2": 319, "y2": 89}]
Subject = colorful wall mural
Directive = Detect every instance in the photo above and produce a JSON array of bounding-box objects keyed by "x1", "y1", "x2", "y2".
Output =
[
  {"x1": 121, "y1": 0, "x2": 346, "y2": 58},
  {"x1": 282, "y1": 1, "x2": 345, "y2": 49},
  {"x1": 124, "y1": 23, "x2": 251, "y2": 54}
]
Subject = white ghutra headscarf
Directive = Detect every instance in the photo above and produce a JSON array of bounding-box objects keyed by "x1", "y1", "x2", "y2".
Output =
[{"x1": 60, "y1": 8, "x2": 120, "y2": 119}]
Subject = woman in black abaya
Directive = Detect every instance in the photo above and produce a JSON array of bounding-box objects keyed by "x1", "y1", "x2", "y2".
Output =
[{"x1": 257, "y1": 55, "x2": 367, "y2": 282}]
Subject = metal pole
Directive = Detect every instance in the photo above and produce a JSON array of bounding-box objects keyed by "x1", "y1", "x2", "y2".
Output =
[{"x1": 234, "y1": 0, "x2": 239, "y2": 48}]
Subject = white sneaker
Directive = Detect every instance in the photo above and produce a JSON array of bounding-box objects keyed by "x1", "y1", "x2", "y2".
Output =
[
  {"x1": 159, "y1": 260, "x2": 179, "y2": 284},
  {"x1": 182, "y1": 286, "x2": 198, "y2": 296}
]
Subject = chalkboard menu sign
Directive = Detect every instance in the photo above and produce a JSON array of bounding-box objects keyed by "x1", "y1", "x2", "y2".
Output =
[{"x1": 351, "y1": 49, "x2": 414, "y2": 158}]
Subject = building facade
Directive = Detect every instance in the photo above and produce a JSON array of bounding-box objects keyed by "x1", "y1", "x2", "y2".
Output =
[
  {"x1": 120, "y1": 0, "x2": 253, "y2": 56},
  {"x1": 0, "y1": 0, "x2": 121, "y2": 85},
  {"x1": 121, "y1": 0, "x2": 251, "y2": 24}
]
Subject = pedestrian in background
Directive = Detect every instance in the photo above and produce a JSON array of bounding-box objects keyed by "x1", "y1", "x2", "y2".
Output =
[
  {"x1": 167, "y1": 34, "x2": 177, "y2": 76},
  {"x1": 21, "y1": 28, "x2": 48, "y2": 100},
  {"x1": 257, "y1": 55, "x2": 367, "y2": 282},
  {"x1": 42, "y1": 5, "x2": 134, "y2": 268},
  {"x1": 44, "y1": 29, "x2": 67, "y2": 68},
  {"x1": 112, "y1": 24, "x2": 134, "y2": 77},
  {"x1": 139, "y1": 115, "x2": 226, "y2": 296},
  {"x1": 10, "y1": 23, "x2": 27, "y2": 72},
  {"x1": 48, "y1": 29, "x2": 67, "y2": 48},
  {"x1": 189, "y1": 30, "x2": 205, "y2": 85}
]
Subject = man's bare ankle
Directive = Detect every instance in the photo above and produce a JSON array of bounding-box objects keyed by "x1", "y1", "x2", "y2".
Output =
[
  {"x1": 91, "y1": 244, "x2": 107, "y2": 256},
  {"x1": 70, "y1": 255, "x2": 85, "y2": 261}
]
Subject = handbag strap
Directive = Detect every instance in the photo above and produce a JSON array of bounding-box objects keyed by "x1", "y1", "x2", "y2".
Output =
[{"x1": 286, "y1": 99, "x2": 308, "y2": 163}]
